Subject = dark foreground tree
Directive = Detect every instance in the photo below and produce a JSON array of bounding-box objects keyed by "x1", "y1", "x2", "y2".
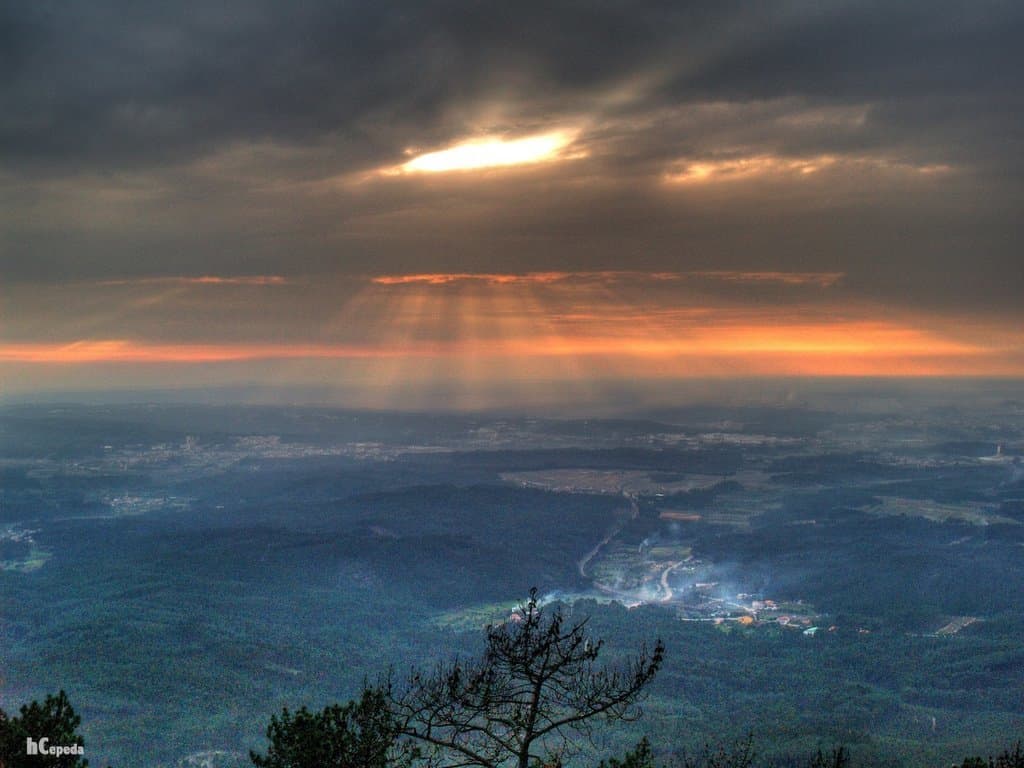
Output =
[
  {"x1": 598, "y1": 737, "x2": 656, "y2": 768},
  {"x1": 678, "y1": 736, "x2": 757, "y2": 768},
  {"x1": 0, "y1": 690, "x2": 89, "y2": 768},
  {"x1": 251, "y1": 686, "x2": 415, "y2": 768},
  {"x1": 807, "y1": 746, "x2": 849, "y2": 768},
  {"x1": 959, "y1": 742, "x2": 1024, "y2": 768},
  {"x1": 392, "y1": 589, "x2": 664, "y2": 768}
]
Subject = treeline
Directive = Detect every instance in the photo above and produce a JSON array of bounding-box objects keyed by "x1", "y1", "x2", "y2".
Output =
[{"x1": 1, "y1": 594, "x2": 1020, "y2": 768}]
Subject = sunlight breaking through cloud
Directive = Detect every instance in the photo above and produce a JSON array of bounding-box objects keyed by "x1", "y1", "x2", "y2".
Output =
[{"x1": 382, "y1": 131, "x2": 579, "y2": 175}]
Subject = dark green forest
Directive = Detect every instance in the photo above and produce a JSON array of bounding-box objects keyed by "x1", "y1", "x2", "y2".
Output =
[{"x1": 1, "y1": 403, "x2": 1022, "y2": 767}]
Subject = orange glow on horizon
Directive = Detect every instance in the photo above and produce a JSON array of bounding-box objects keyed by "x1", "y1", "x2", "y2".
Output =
[
  {"x1": 0, "y1": 340, "x2": 445, "y2": 364},
  {"x1": 5, "y1": 271, "x2": 1023, "y2": 398},
  {"x1": 1, "y1": 321, "x2": 1018, "y2": 378}
]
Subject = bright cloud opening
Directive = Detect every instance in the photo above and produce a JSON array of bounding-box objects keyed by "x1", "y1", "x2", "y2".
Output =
[{"x1": 386, "y1": 131, "x2": 578, "y2": 174}]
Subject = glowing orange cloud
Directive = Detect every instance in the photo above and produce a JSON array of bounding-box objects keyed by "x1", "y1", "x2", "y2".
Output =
[
  {"x1": 371, "y1": 272, "x2": 574, "y2": 286},
  {"x1": 687, "y1": 271, "x2": 844, "y2": 287},
  {"x1": 663, "y1": 154, "x2": 952, "y2": 184},
  {"x1": 370, "y1": 270, "x2": 844, "y2": 287},
  {"x1": 665, "y1": 154, "x2": 837, "y2": 183},
  {"x1": 98, "y1": 275, "x2": 289, "y2": 287}
]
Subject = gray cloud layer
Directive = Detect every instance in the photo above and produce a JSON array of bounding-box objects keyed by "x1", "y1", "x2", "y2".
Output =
[{"x1": 2, "y1": 1, "x2": 1022, "y2": 315}]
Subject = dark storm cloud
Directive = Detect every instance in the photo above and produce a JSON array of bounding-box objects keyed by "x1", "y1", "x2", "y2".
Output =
[
  {"x1": 1, "y1": 0, "x2": 695, "y2": 172},
  {"x1": 1, "y1": 0, "x2": 1022, "y2": 315},
  {"x1": 4, "y1": 1, "x2": 1020, "y2": 172},
  {"x1": 668, "y1": 2, "x2": 1024, "y2": 172},
  {"x1": 679, "y1": 2, "x2": 1024, "y2": 100}
]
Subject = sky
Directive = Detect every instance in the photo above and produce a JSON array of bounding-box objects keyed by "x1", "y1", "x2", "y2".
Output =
[{"x1": 2, "y1": 1, "x2": 1023, "y2": 407}]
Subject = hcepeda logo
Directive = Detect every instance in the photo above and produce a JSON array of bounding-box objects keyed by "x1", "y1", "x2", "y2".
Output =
[{"x1": 25, "y1": 736, "x2": 85, "y2": 757}]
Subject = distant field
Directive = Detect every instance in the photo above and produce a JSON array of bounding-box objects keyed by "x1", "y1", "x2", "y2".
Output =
[
  {"x1": 501, "y1": 469, "x2": 722, "y2": 495},
  {"x1": 431, "y1": 600, "x2": 523, "y2": 631},
  {"x1": 0, "y1": 544, "x2": 51, "y2": 572},
  {"x1": 934, "y1": 616, "x2": 979, "y2": 635},
  {"x1": 658, "y1": 511, "x2": 702, "y2": 521},
  {"x1": 0, "y1": 525, "x2": 52, "y2": 572},
  {"x1": 866, "y1": 496, "x2": 1019, "y2": 526}
]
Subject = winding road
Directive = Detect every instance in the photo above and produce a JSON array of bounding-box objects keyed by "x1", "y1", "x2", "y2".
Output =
[
  {"x1": 658, "y1": 561, "x2": 684, "y2": 602},
  {"x1": 577, "y1": 491, "x2": 639, "y2": 580}
]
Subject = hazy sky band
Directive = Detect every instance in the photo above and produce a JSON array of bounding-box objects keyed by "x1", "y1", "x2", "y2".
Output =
[{"x1": 3, "y1": 272, "x2": 1022, "y2": 396}]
